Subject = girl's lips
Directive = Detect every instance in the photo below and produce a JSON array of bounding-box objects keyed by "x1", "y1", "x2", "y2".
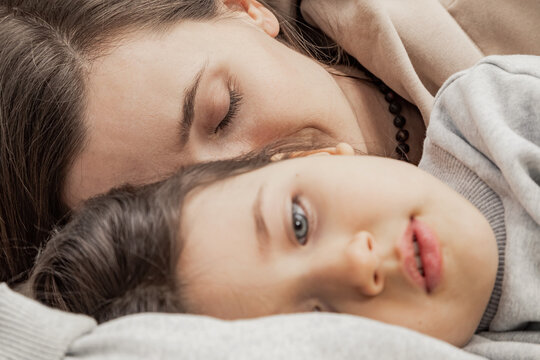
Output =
[{"x1": 398, "y1": 218, "x2": 443, "y2": 293}]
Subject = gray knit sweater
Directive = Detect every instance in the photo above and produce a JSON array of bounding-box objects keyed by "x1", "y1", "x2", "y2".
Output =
[
  {"x1": 0, "y1": 56, "x2": 538, "y2": 360},
  {"x1": 420, "y1": 55, "x2": 540, "y2": 358}
]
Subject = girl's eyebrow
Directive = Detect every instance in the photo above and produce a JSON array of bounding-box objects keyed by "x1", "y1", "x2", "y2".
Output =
[
  {"x1": 178, "y1": 59, "x2": 209, "y2": 148},
  {"x1": 253, "y1": 184, "x2": 270, "y2": 257}
]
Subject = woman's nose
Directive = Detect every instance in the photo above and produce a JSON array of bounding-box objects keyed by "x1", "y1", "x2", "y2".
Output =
[{"x1": 344, "y1": 231, "x2": 384, "y2": 296}]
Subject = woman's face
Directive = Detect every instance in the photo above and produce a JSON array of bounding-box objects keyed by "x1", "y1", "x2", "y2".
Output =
[
  {"x1": 64, "y1": 2, "x2": 365, "y2": 206},
  {"x1": 179, "y1": 154, "x2": 499, "y2": 347}
]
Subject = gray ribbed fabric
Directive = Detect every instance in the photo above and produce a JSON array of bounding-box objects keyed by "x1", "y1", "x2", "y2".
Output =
[
  {"x1": 420, "y1": 147, "x2": 505, "y2": 332},
  {"x1": 0, "y1": 284, "x2": 96, "y2": 360}
]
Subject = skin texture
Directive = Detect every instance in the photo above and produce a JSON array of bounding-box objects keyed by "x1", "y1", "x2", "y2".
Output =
[
  {"x1": 179, "y1": 147, "x2": 498, "y2": 347},
  {"x1": 63, "y1": 0, "x2": 424, "y2": 207}
]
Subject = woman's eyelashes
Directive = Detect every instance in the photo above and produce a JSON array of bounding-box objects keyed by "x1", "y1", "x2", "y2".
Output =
[
  {"x1": 214, "y1": 79, "x2": 243, "y2": 134},
  {"x1": 292, "y1": 197, "x2": 309, "y2": 245}
]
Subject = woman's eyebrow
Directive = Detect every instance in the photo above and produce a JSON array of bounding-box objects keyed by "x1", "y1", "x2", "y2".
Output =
[
  {"x1": 253, "y1": 184, "x2": 270, "y2": 257},
  {"x1": 178, "y1": 60, "x2": 209, "y2": 148}
]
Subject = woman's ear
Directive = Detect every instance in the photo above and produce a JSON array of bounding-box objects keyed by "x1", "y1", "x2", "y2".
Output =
[
  {"x1": 271, "y1": 143, "x2": 355, "y2": 161},
  {"x1": 222, "y1": 0, "x2": 280, "y2": 37}
]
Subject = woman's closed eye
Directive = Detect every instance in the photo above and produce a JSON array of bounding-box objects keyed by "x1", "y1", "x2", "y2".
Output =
[
  {"x1": 214, "y1": 79, "x2": 243, "y2": 134},
  {"x1": 292, "y1": 197, "x2": 309, "y2": 245}
]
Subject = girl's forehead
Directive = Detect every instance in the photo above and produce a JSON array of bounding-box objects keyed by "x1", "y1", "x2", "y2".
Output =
[
  {"x1": 180, "y1": 157, "x2": 326, "y2": 228},
  {"x1": 179, "y1": 160, "x2": 290, "y2": 236},
  {"x1": 187, "y1": 156, "x2": 351, "y2": 202}
]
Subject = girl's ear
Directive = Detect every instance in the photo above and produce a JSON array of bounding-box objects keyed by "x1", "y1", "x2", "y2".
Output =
[
  {"x1": 271, "y1": 143, "x2": 355, "y2": 161},
  {"x1": 222, "y1": 0, "x2": 280, "y2": 37}
]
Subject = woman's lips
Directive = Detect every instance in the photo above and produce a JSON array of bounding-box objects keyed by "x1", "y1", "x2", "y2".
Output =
[{"x1": 398, "y1": 218, "x2": 442, "y2": 293}]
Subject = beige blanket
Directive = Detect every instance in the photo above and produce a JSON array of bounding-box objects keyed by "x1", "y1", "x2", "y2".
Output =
[{"x1": 270, "y1": 0, "x2": 540, "y2": 123}]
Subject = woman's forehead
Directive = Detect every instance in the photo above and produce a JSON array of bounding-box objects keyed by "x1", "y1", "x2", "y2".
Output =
[
  {"x1": 69, "y1": 23, "x2": 226, "y2": 206},
  {"x1": 179, "y1": 161, "x2": 284, "y2": 240}
]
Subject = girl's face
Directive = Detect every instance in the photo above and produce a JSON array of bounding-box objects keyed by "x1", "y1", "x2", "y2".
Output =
[
  {"x1": 179, "y1": 154, "x2": 499, "y2": 347},
  {"x1": 64, "y1": 1, "x2": 366, "y2": 206}
]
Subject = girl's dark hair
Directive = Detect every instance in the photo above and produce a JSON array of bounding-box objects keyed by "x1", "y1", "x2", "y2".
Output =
[
  {"x1": 0, "y1": 0, "x2": 334, "y2": 285},
  {"x1": 24, "y1": 143, "x2": 305, "y2": 323},
  {"x1": 25, "y1": 183, "x2": 187, "y2": 323}
]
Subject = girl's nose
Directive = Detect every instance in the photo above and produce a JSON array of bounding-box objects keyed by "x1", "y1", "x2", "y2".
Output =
[{"x1": 344, "y1": 231, "x2": 384, "y2": 296}]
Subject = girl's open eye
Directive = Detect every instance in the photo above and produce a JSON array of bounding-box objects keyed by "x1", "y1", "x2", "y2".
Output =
[
  {"x1": 292, "y1": 199, "x2": 309, "y2": 245},
  {"x1": 215, "y1": 80, "x2": 242, "y2": 134}
]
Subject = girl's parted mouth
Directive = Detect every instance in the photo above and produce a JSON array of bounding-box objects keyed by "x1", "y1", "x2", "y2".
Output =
[{"x1": 398, "y1": 218, "x2": 442, "y2": 293}]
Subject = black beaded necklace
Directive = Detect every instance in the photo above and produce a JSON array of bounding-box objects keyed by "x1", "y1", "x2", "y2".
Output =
[
  {"x1": 361, "y1": 69, "x2": 411, "y2": 162},
  {"x1": 330, "y1": 66, "x2": 412, "y2": 162},
  {"x1": 293, "y1": 6, "x2": 410, "y2": 161}
]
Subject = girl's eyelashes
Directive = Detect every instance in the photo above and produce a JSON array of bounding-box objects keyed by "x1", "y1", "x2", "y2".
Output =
[
  {"x1": 214, "y1": 79, "x2": 243, "y2": 134},
  {"x1": 292, "y1": 197, "x2": 309, "y2": 245}
]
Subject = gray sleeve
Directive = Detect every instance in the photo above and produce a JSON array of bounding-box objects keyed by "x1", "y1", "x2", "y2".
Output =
[{"x1": 428, "y1": 55, "x2": 540, "y2": 223}]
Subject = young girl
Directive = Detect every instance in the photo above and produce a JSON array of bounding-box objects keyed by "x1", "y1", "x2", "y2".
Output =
[{"x1": 24, "y1": 55, "x2": 539, "y2": 355}]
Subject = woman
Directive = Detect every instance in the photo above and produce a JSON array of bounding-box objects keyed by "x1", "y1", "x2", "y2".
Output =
[{"x1": 0, "y1": 0, "x2": 425, "y2": 284}]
